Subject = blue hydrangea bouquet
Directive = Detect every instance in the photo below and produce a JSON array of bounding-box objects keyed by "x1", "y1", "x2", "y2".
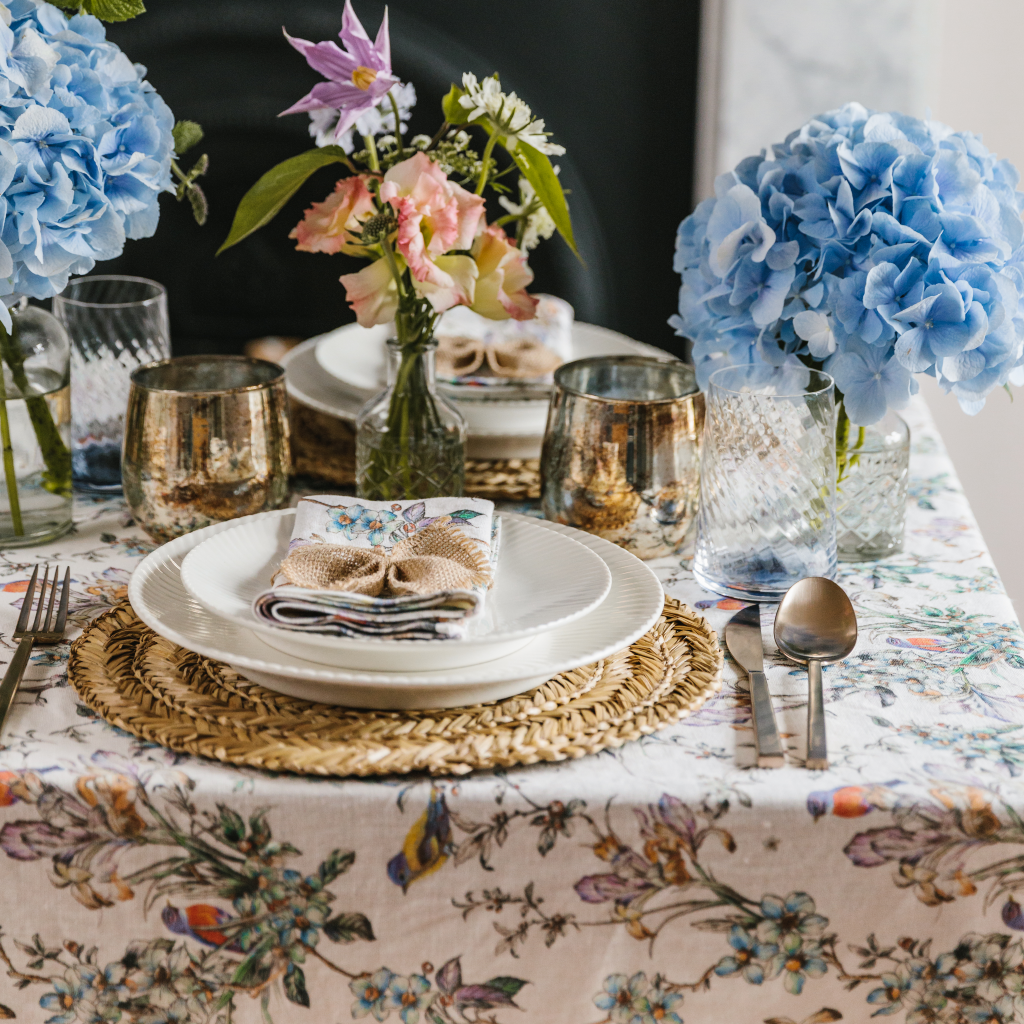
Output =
[
  {"x1": 0, "y1": 0, "x2": 208, "y2": 531},
  {"x1": 672, "y1": 102, "x2": 1024, "y2": 456}
]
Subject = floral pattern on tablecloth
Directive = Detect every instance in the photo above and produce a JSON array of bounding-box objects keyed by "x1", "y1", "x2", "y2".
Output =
[{"x1": 2, "y1": 397, "x2": 1024, "y2": 1024}]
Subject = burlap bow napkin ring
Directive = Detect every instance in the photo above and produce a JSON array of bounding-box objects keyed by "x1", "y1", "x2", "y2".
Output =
[
  {"x1": 436, "y1": 334, "x2": 563, "y2": 380},
  {"x1": 278, "y1": 523, "x2": 493, "y2": 597}
]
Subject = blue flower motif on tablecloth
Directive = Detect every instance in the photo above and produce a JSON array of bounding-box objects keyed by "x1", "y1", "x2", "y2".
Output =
[
  {"x1": 592, "y1": 972, "x2": 649, "y2": 1023},
  {"x1": 632, "y1": 983, "x2": 684, "y2": 1024},
  {"x1": 38, "y1": 968, "x2": 89, "y2": 1024},
  {"x1": 865, "y1": 964, "x2": 914, "y2": 1016},
  {"x1": 757, "y1": 892, "x2": 828, "y2": 947},
  {"x1": 714, "y1": 925, "x2": 777, "y2": 984},
  {"x1": 351, "y1": 969, "x2": 395, "y2": 1021},
  {"x1": 766, "y1": 935, "x2": 828, "y2": 995},
  {"x1": 386, "y1": 973, "x2": 432, "y2": 1024}
]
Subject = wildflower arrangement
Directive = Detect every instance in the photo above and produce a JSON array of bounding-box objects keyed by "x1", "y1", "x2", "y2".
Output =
[
  {"x1": 672, "y1": 102, "x2": 1024, "y2": 438},
  {"x1": 220, "y1": 0, "x2": 575, "y2": 498},
  {"x1": 0, "y1": 0, "x2": 207, "y2": 534}
]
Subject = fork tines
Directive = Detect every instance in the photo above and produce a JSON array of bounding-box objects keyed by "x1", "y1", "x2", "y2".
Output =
[{"x1": 14, "y1": 565, "x2": 70, "y2": 643}]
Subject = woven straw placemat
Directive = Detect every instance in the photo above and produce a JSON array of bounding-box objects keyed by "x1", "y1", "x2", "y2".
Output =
[
  {"x1": 68, "y1": 598, "x2": 722, "y2": 777},
  {"x1": 289, "y1": 397, "x2": 540, "y2": 499}
]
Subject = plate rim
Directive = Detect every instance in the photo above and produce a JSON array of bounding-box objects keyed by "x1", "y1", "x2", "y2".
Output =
[
  {"x1": 178, "y1": 511, "x2": 614, "y2": 649},
  {"x1": 127, "y1": 510, "x2": 665, "y2": 689},
  {"x1": 285, "y1": 321, "x2": 673, "y2": 428}
]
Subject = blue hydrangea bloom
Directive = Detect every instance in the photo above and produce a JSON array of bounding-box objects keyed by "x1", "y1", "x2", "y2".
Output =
[
  {"x1": 671, "y1": 102, "x2": 1024, "y2": 421},
  {"x1": 0, "y1": 0, "x2": 174, "y2": 329}
]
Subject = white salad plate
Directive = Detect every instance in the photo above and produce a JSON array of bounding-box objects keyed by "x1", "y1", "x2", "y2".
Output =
[
  {"x1": 179, "y1": 511, "x2": 612, "y2": 672},
  {"x1": 127, "y1": 511, "x2": 664, "y2": 709}
]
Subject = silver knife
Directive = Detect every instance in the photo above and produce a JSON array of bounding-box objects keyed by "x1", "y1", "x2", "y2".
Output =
[{"x1": 725, "y1": 605, "x2": 785, "y2": 768}]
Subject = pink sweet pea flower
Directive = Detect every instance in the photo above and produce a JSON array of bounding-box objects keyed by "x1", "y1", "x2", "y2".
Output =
[
  {"x1": 340, "y1": 257, "x2": 400, "y2": 327},
  {"x1": 379, "y1": 152, "x2": 485, "y2": 301},
  {"x1": 470, "y1": 225, "x2": 538, "y2": 320},
  {"x1": 290, "y1": 175, "x2": 377, "y2": 256},
  {"x1": 280, "y1": 0, "x2": 399, "y2": 143}
]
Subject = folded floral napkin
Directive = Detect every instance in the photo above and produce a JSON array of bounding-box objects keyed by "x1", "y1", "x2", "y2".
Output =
[
  {"x1": 252, "y1": 496, "x2": 498, "y2": 640},
  {"x1": 435, "y1": 295, "x2": 573, "y2": 386}
]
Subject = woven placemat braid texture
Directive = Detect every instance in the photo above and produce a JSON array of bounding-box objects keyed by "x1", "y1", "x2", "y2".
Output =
[{"x1": 68, "y1": 598, "x2": 722, "y2": 777}]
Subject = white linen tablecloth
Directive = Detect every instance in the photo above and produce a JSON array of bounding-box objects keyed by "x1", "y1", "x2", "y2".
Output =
[{"x1": 1, "y1": 396, "x2": 1022, "y2": 1024}]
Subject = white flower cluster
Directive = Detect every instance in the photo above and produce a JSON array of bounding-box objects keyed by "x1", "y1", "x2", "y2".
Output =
[
  {"x1": 460, "y1": 73, "x2": 564, "y2": 156},
  {"x1": 499, "y1": 177, "x2": 557, "y2": 251}
]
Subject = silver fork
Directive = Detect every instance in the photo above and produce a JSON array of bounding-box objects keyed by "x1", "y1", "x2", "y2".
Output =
[{"x1": 0, "y1": 565, "x2": 70, "y2": 735}]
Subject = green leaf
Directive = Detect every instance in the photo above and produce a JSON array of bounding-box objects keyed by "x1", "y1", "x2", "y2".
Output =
[
  {"x1": 217, "y1": 805, "x2": 245, "y2": 844},
  {"x1": 448, "y1": 509, "x2": 483, "y2": 520},
  {"x1": 218, "y1": 147, "x2": 353, "y2": 254},
  {"x1": 482, "y1": 977, "x2": 529, "y2": 998},
  {"x1": 323, "y1": 912, "x2": 375, "y2": 943},
  {"x1": 507, "y1": 140, "x2": 579, "y2": 259},
  {"x1": 172, "y1": 120, "x2": 204, "y2": 156},
  {"x1": 318, "y1": 848, "x2": 356, "y2": 886},
  {"x1": 442, "y1": 85, "x2": 470, "y2": 125},
  {"x1": 283, "y1": 966, "x2": 309, "y2": 1007},
  {"x1": 66, "y1": 0, "x2": 147, "y2": 21}
]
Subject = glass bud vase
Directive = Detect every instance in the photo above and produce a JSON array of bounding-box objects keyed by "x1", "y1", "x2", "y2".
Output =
[
  {"x1": 356, "y1": 337, "x2": 466, "y2": 499},
  {"x1": 836, "y1": 410, "x2": 910, "y2": 561},
  {"x1": 0, "y1": 298, "x2": 73, "y2": 546}
]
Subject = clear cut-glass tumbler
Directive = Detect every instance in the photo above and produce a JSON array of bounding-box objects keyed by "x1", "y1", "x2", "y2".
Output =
[
  {"x1": 693, "y1": 364, "x2": 837, "y2": 601},
  {"x1": 53, "y1": 275, "x2": 170, "y2": 492}
]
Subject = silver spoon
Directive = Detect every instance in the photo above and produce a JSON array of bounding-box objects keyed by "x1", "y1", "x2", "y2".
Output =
[{"x1": 773, "y1": 577, "x2": 857, "y2": 770}]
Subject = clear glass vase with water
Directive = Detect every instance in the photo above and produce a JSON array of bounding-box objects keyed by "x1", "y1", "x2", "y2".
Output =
[
  {"x1": 0, "y1": 299, "x2": 73, "y2": 546},
  {"x1": 693, "y1": 364, "x2": 837, "y2": 601}
]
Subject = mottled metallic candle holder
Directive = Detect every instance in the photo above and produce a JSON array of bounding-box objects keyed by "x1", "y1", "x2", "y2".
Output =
[
  {"x1": 122, "y1": 356, "x2": 290, "y2": 543},
  {"x1": 541, "y1": 356, "x2": 704, "y2": 559}
]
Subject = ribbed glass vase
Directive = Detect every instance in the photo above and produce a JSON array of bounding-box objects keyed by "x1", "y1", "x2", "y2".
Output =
[
  {"x1": 356, "y1": 337, "x2": 466, "y2": 499},
  {"x1": 836, "y1": 411, "x2": 910, "y2": 561}
]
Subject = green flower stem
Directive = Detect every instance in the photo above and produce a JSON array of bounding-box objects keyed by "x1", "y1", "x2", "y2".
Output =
[
  {"x1": 475, "y1": 132, "x2": 499, "y2": 195},
  {"x1": 387, "y1": 91, "x2": 404, "y2": 154},
  {"x1": 0, "y1": 321, "x2": 71, "y2": 497},
  {"x1": 0, "y1": 361, "x2": 22, "y2": 536},
  {"x1": 835, "y1": 399, "x2": 865, "y2": 486},
  {"x1": 362, "y1": 133, "x2": 380, "y2": 172}
]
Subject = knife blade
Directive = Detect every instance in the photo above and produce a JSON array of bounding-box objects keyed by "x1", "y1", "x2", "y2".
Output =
[{"x1": 725, "y1": 605, "x2": 785, "y2": 768}]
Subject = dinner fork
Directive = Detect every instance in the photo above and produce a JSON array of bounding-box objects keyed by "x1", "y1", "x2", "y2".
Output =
[{"x1": 0, "y1": 565, "x2": 70, "y2": 736}]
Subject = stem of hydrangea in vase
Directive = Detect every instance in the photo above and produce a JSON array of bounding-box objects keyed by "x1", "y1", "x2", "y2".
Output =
[{"x1": 0, "y1": 362, "x2": 23, "y2": 536}]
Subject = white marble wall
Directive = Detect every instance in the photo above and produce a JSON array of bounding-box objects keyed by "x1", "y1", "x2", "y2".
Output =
[{"x1": 696, "y1": 0, "x2": 943, "y2": 200}]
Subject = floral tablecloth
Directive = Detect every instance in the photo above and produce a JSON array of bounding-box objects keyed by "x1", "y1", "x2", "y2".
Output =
[{"x1": 2, "y1": 396, "x2": 1023, "y2": 1024}]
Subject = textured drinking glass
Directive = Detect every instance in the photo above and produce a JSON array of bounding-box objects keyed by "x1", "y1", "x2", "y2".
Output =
[
  {"x1": 836, "y1": 411, "x2": 910, "y2": 561},
  {"x1": 541, "y1": 357, "x2": 704, "y2": 559},
  {"x1": 122, "y1": 356, "x2": 290, "y2": 543},
  {"x1": 53, "y1": 275, "x2": 170, "y2": 492},
  {"x1": 693, "y1": 365, "x2": 837, "y2": 601}
]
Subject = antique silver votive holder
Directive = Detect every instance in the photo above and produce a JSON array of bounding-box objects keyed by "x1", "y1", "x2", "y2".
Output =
[
  {"x1": 541, "y1": 356, "x2": 704, "y2": 559},
  {"x1": 122, "y1": 355, "x2": 290, "y2": 543}
]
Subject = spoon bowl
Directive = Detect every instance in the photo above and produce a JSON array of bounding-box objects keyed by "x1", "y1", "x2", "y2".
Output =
[{"x1": 774, "y1": 577, "x2": 857, "y2": 770}]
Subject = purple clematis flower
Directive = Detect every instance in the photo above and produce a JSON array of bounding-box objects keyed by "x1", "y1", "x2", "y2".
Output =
[{"x1": 280, "y1": 0, "x2": 399, "y2": 142}]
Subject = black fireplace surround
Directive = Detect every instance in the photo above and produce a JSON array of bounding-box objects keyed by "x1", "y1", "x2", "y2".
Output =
[{"x1": 102, "y1": 0, "x2": 701, "y2": 356}]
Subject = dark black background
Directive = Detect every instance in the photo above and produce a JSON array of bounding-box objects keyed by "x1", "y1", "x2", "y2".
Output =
[{"x1": 102, "y1": 1, "x2": 701, "y2": 355}]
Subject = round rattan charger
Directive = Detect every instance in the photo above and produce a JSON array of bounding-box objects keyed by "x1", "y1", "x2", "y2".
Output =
[{"x1": 68, "y1": 598, "x2": 722, "y2": 777}]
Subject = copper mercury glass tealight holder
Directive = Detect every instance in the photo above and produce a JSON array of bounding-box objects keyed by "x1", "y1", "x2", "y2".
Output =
[
  {"x1": 540, "y1": 356, "x2": 704, "y2": 559},
  {"x1": 122, "y1": 355, "x2": 290, "y2": 543}
]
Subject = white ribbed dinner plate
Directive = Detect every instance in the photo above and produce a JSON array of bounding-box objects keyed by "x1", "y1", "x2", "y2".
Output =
[
  {"x1": 127, "y1": 512, "x2": 664, "y2": 709},
  {"x1": 179, "y1": 512, "x2": 612, "y2": 671}
]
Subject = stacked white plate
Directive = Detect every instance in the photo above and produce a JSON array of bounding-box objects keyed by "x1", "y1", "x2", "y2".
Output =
[
  {"x1": 128, "y1": 510, "x2": 665, "y2": 710},
  {"x1": 283, "y1": 321, "x2": 674, "y2": 460}
]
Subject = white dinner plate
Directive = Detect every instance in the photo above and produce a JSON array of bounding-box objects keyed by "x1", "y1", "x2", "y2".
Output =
[
  {"x1": 179, "y1": 511, "x2": 612, "y2": 672},
  {"x1": 282, "y1": 339, "x2": 542, "y2": 459},
  {"x1": 127, "y1": 512, "x2": 664, "y2": 709},
  {"x1": 309, "y1": 321, "x2": 675, "y2": 437}
]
